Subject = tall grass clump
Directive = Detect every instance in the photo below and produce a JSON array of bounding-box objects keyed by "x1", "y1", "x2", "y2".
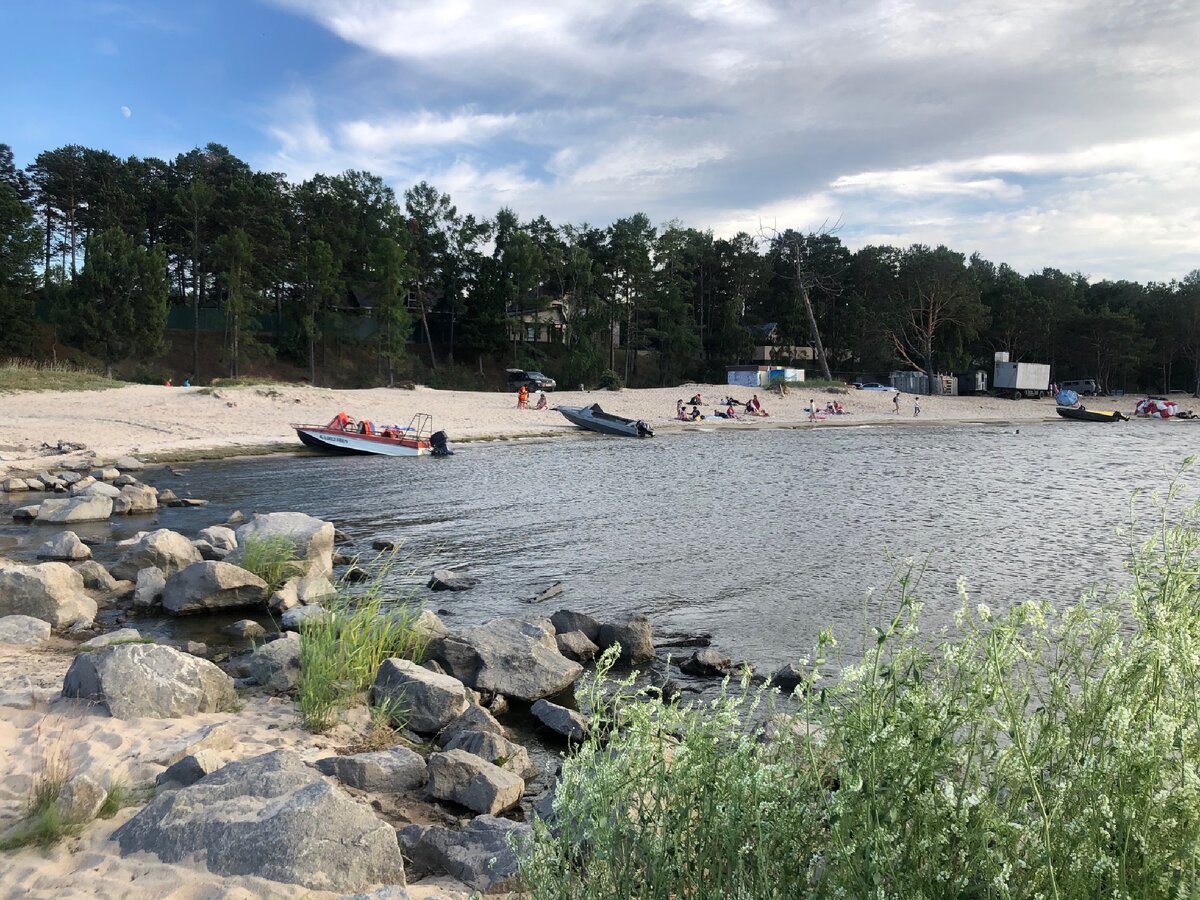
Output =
[
  {"x1": 297, "y1": 556, "x2": 429, "y2": 733},
  {"x1": 0, "y1": 359, "x2": 123, "y2": 393},
  {"x1": 240, "y1": 535, "x2": 303, "y2": 594},
  {"x1": 522, "y1": 462, "x2": 1200, "y2": 899}
]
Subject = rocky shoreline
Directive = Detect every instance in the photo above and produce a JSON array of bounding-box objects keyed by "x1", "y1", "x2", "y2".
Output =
[{"x1": 0, "y1": 458, "x2": 774, "y2": 898}]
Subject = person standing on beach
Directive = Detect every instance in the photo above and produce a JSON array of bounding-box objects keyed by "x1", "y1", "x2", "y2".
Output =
[
  {"x1": 913, "y1": 396, "x2": 922, "y2": 417},
  {"x1": 892, "y1": 393, "x2": 900, "y2": 414}
]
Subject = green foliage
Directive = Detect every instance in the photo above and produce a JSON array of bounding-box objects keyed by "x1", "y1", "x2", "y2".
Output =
[
  {"x1": 522, "y1": 465, "x2": 1200, "y2": 899},
  {"x1": 98, "y1": 782, "x2": 131, "y2": 818},
  {"x1": 597, "y1": 368, "x2": 624, "y2": 390},
  {"x1": 63, "y1": 227, "x2": 168, "y2": 373},
  {"x1": 239, "y1": 535, "x2": 302, "y2": 594},
  {"x1": 297, "y1": 555, "x2": 429, "y2": 733},
  {"x1": 0, "y1": 740, "x2": 78, "y2": 851},
  {"x1": 0, "y1": 359, "x2": 122, "y2": 393}
]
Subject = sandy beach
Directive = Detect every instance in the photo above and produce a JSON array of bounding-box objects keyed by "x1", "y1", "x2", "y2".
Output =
[{"x1": 0, "y1": 380, "x2": 1065, "y2": 477}]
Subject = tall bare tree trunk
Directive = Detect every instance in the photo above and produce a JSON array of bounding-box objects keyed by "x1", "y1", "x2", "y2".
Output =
[{"x1": 795, "y1": 258, "x2": 832, "y2": 381}]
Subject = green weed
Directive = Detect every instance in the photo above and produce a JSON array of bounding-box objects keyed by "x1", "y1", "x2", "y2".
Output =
[
  {"x1": 297, "y1": 555, "x2": 428, "y2": 733},
  {"x1": 0, "y1": 359, "x2": 123, "y2": 394},
  {"x1": 239, "y1": 535, "x2": 303, "y2": 594}
]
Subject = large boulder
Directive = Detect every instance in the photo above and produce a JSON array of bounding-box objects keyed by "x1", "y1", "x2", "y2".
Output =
[
  {"x1": 433, "y1": 618, "x2": 583, "y2": 703},
  {"x1": 196, "y1": 525, "x2": 237, "y2": 551},
  {"x1": 399, "y1": 815, "x2": 529, "y2": 894},
  {"x1": 372, "y1": 658, "x2": 469, "y2": 734},
  {"x1": 113, "y1": 750, "x2": 406, "y2": 892},
  {"x1": 76, "y1": 481, "x2": 122, "y2": 499},
  {"x1": 441, "y1": 729, "x2": 538, "y2": 780},
  {"x1": 435, "y1": 704, "x2": 507, "y2": 748},
  {"x1": 2, "y1": 476, "x2": 30, "y2": 492},
  {"x1": 35, "y1": 531, "x2": 92, "y2": 561},
  {"x1": 63, "y1": 643, "x2": 237, "y2": 718},
  {"x1": 249, "y1": 632, "x2": 301, "y2": 692},
  {"x1": 232, "y1": 512, "x2": 334, "y2": 579},
  {"x1": 427, "y1": 569, "x2": 479, "y2": 592},
  {"x1": 161, "y1": 561, "x2": 268, "y2": 615},
  {"x1": 73, "y1": 560, "x2": 119, "y2": 592},
  {"x1": 426, "y1": 749, "x2": 524, "y2": 816},
  {"x1": 555, "y1": 630, "x2": 599, "y2": 663},
  {"x1": 114, "y1": 455, "x2": 144, "y2": 471},
  {"x1": 314, "y1": 748, "x2": 426, "y2": 793},
  {"x1": 550, "y1": 609, "x2": 602, "y2": 643},
  {"x1": 531, "y1": 698, "x2": 590, "y2": 742},
  {"x1": 155, "y1": 749, "x2": 225, "y2": 792},
  {"x1": 132, "y1": 566, "x2": 167, "y2": 609},
  {"x1": 113, "y1": 484, "x2": 158, "y2": 516},
  {"x1": 112, "y1": 529, "x2": 201, "y2": 581},
  {"x1": 598, "y1": 613, "x2": 656, "y2": 664},
  {"x1": 0, "y1": 614, "x2": 52, "y2": 645},
  {"x1": 0, "y1": 563, "x2": 97, "y2": 628},
  {"x1": 269, "y1": 573, "x2": 336, "y2": 613},
  {"x1": 37, "y1": 495, "x2": 113, "y2": 524},
  {"x1": 680, "y1": 647, "x2": 733, "y2": 677}
]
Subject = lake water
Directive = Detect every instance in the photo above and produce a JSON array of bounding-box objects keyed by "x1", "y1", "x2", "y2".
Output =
[{"x1": 2, "y1": 420, "x2": 1197, "y2": 670}]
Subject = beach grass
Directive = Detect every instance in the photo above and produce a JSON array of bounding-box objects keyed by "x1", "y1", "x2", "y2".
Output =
[
  {"x1": 0, "y1": 359, "x2": 124, "y2": 393},
  {"x1": 521, "y1": 463, "x2": 1200, "y2": 899},
  {"x1": 240, "y1": 535, "x2": 304, "y2": 594},
  {"x1": 297, "y1": 555, "x2": 428, "y2": 733}
]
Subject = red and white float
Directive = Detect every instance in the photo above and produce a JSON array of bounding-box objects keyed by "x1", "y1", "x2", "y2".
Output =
[{"x1": 1134, "y1": 398, "x2": 1180, "y2": 419}]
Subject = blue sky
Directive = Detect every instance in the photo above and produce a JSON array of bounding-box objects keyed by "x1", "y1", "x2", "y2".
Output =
[{"x1": 3, "y1": 0, "x2": 1199, "y2": 282}]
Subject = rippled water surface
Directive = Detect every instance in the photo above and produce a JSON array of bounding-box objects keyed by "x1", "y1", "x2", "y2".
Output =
[{"x1": 4, "y1": 420, "x2": 1198, "y2": 667}]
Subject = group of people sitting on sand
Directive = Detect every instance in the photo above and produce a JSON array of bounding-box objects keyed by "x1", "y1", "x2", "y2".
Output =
[
  {"x1": 675, "y1": 393, "x2": 769, "y2": 421},
  {"x1": 516, "y1": 385, "x2": 548, "y2": 410}
]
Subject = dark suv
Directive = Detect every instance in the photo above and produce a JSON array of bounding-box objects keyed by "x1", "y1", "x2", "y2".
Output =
[{"x1": 506, "y1": 369, "x2": 556, "y2": 392}]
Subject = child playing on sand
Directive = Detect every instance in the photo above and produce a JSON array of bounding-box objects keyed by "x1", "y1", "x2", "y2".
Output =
[{"x1": 913, "y1": 396, "x2": 921, "y2": 417}]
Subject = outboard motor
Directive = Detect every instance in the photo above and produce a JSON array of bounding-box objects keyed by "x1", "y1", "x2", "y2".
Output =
[
  {"x1": 635, "y1": 420, "x2": 654, "y2": 438},
  {"x1": 430, "y1": 430, "x2": 453, "y2": 456}
]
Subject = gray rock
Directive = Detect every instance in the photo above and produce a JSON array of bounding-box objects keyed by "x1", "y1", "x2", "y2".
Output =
[
  {"x1": 598, "y1": 613, "x2": 656, "y2": 664},
  {"x1": 550, "y1": 609, "x2": 602, "y2": 642},
  {"x1": 435, "y1": 704, "x2": 507, "y2": 748},
  {"x1": 371, "y1": 539, "x2": 396, "y2": 551},
  {"x1": 223, "y1": 619, "x2": 266, "y2": 640},
  {"x1": 399, "y1": 815, "x2": 529, "y2": 894},
  {"x1": 313, "y1": 747, "x2": 426, "y2": 793},
  {"x1": 155, "y1": 748, "x2": 225, "y2": 791},
  {"x1": 192, "y1": 540, "x2": 228, "y2": 561},
  {"x1": 433, "y1": 618, "x2": 583, "y2": 703},
  {"x1": 531, "y1": 698, "x2": 590, "y2": 742},
  {"x1": 225, "y1": 510, "x2": 245, "y2": 525},
  {"x1": 77, "y1": 481, "x2": 122, "y2": 499},
  {"x1": 112, "y1": 529, "x2": 202, "y2": 580},
  {"x1": 113, "y1": 750, "x2": 406, "y2": 892},
  {"x1": 63, "y1": 643, "x2": 237, "y2": 718},
  {"x1": 2, "y1": 476, "x2": 30, "y2": 492},
  {"x1": 78, "y1": 627, "x2": 144, "y2": 650},
  {"x1": 181, "y1": 640, "x2": 208, "y2": 658},
  {"x1": 249, "y1": 632, "x2": 301, "y2": 692},
  {"x1": 426, "y1": 749, "x2": 524, "y2": 816},
  {"x1": 0, "y1": 562, "x2": 97, "y2": 628},
  {"x1": 159, "y1": 722, "x2": 237, "y2": 767},
  {"x1": 197, "y1": 525, "x2": 237, "y2": 551},
  {"x1": 441, "y1": 729, "x2": 538, "y2": 780},
  {"x1": 0, "y1": 614, "x2": 52, "y2": 645},
  {"x1": 74, "y1": 560, "x2": 119, "y2": 592},
  {"x1": 427, "y1": 569, "x2": 479, "y2": 592},
  {"x1": 54, "y1": 773, "x2": 108, "y2": 821},
  {"x1": 92, "y1": 467, "x2": 121, "y2": 481},
  {"x1": 770, "y1": 663, "x2": 807, "y2": 693},
  {"x1": 132, "y1": 566, "x2": 167, "y2": 609},
  {"x1": 67, "y1": 476, "x2": 96, "y2": 493},
  {"x1": 161, "y1": 561, "x2": 268, "y2": 615},
  {"x1": 12, "y1": 505, "x2": 39, "y2": 521},
  {"x1": 232, "y1": 512, "x2": 335, "y2": 579},
  {"x1": 113, "y1": 484, "x2": 158, "y2": 515},
  {"x1": 280, "y1": 603, "x2": 328, "y2": 631},
  {"x1": 58, "y1": 471, "x2": 83, "y2": 485},
  {"x1": 112, "y1": 474, "x2": 138, "y2": 487},
  {"x1": 555, "y1": 629, "x2": 599, "y2": 663},
  {"x1": 36, "y1": 531, "x2": 92, "y2": 561},
  {"x1": 270, "y1": 573, "x2": 336, "y2": 612},
  {"x1": 114, "y1": 455, "x2": 144, "y2": 471},
  {"x1": 37, "y1": 495, "x2": 113, "y2": 524},
  {"x1": 372, "y1": 658, "x2": 469, "y2": 734},
  {"x1": 680, "y1": 647, "x2": 734, "y2": 677},
  {"x1": 411, "y1": 608, "x2": 449, "y2": 642}
]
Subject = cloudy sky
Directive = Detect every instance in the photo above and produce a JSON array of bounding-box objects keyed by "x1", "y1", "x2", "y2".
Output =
[{"x1": 3, "y1": 0, "x2": 1198, "y2": 281}]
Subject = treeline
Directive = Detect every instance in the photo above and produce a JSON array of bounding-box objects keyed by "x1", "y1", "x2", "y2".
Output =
[{"x1": 1, "y1": 140, "x2": 1198, "y2": 391}]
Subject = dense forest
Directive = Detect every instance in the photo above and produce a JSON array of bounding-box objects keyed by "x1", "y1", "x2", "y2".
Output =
[{"x1": 1, "y1": 141, "x2": 1198, "y2": 393}]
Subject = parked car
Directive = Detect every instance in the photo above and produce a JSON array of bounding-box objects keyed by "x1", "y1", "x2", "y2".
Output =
[
  {"x1": 857, "y1": 382, "x2": 898, "y2": 392},
  {"x1": 506, "y1": 369, "x2": 557, "y2": 392},
  {"x1": 1059, "y1": 378, "x2": 1099, "y2": 397}
]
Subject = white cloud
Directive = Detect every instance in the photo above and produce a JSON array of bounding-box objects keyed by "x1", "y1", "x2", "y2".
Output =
[
  {"x1": 260, "y1": 0, "x2": 1200, "y2": 278},
  {"x1": 120, "y1": 105, "x2": 132, "y2": 119}
]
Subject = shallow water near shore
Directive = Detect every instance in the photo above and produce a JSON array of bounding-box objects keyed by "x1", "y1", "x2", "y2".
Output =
[{"x1": 3, "y1": 420, "x2": 1198, "y2": 669}]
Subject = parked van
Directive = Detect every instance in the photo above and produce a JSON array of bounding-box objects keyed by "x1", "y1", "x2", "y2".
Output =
[{"x1": 1060, "y1": 378, "x2": 1099, "y2": 396}]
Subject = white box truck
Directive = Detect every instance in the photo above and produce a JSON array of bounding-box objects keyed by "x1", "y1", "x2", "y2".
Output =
[{"x1": 993, "y1": 361, "x2": 1050, "y2": 398}]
